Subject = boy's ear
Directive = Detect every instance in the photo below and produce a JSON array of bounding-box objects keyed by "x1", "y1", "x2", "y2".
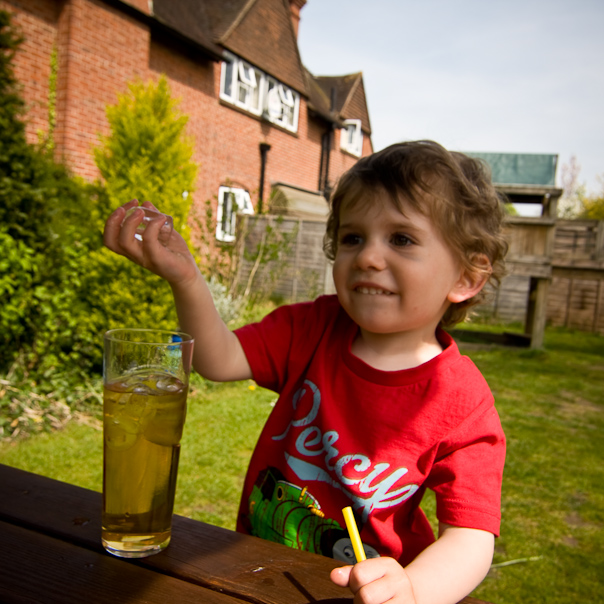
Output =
[{"x1": 447, "y1": 254, "x2": 491, "y2": 304}]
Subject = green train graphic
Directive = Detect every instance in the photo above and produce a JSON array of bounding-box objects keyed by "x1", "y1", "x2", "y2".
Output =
[{"x1": 248, "y1": 467, "x2": 349, "y2": 557}]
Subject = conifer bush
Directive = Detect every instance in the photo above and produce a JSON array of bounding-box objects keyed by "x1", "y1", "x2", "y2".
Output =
[{"x1": 86, "y1": 75, "x2": 198, "y2": 338}]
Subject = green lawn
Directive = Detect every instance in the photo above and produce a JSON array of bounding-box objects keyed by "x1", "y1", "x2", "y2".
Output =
[
  {"x1": 1, "y1": 326, "x2": 602, "y2": 604},
  {"x1": 0, "y1": 378, "x2": 275, "y2": 529}
]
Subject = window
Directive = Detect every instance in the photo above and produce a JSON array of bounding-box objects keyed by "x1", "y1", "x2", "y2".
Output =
[
  {"x1": 264, "y1": 77, "x2": 299, "y2": 131},
  {"x1": 340, "y1": 119, "x2": 363, "y2": 157},
  {"x1": 216, "y1": 186, "x2": 254, "y2": 242},
  {"x1": 220, "y1": 51, "x2": 300, "y2": 133},
  {"x1": 220, "y1": 53, "x2": 262, "y2": 115}
]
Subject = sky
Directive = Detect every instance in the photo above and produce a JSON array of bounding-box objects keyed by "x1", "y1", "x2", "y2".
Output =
[{"x1": 297, "y1": 0, "x2": 604, "y2": 195}]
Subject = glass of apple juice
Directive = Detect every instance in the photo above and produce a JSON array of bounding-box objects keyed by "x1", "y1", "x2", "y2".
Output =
[{"x1": 102, "y1": 328, "x2": 194, "y2": 558}]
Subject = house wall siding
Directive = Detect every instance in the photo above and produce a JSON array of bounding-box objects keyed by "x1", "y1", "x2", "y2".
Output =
[{"x1": 3, "y1": 0, "x2": 365, "y2": 245}]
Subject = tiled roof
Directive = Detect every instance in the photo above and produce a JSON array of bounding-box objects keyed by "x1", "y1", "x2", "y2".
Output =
[
  {"x1": 152, "y1": 0, "x2": 224, "y2": 59},
  {"x1": 154, "y1": 0, "x2": 306, "y2": 94},
  {"x1": 218, "y1": 0, "x2": 306, "y2": 93},
  {"x1": 308, "y1": 71, "x2": 372, "y2": 134},
  {"x1": 152, "y1": 0, "x2": 370, "y2": 133},
  {"x1": 303, "y1": 67, "x2": 339, "y2": 124}
]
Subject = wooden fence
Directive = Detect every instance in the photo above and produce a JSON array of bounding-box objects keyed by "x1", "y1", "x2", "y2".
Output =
[
  {"x1": 234, "y1": 215, "x2": 334, "y2": 303},
  {"x1": 235, "y1": 215, "x2": 604, "y2": 336},
  {"x1": 549, "y1": 220, "x2": 604, "y2": 334},
  {"x1": 478, "y1": 220, "x2": 604, "y2": 334}
]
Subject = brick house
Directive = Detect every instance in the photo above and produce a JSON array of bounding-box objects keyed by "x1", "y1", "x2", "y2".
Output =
[{"x1": 2, "y1": 0, "x2": 373, "y2": 245}]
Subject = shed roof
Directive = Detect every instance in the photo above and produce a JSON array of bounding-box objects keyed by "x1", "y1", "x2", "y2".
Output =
[
  {"x1": 468, "y1": 152, "x2": 558, "y2": 186},
  {"x1": 269, "y1": 182, "x2": 328, "y2": 219}
]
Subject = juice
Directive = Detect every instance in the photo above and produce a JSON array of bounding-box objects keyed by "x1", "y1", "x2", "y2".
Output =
[{"x1": 102, "y1": 370, "x2": 187, "y2": 558}]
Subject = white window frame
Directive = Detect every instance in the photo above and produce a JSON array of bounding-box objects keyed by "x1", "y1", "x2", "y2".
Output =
[
  {"x1": 340, "y1": 119, "x2": 363, "y2": 157},
  {"x1": 220, "y1": 51, "x2": 300, "y2": 133},
  {"x1": 216, "y1": 186, "x2": 254, "y2": 242},
  {"x1": 220, "y1": 52, "x2": 262, "y2": 115},
  {"x1": 263, "y1": 76, "x2": 300, "y2": 132}
]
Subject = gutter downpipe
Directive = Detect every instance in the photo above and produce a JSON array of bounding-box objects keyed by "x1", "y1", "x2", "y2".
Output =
[
  {"x1": 318, "y1": 87, "x2": 336, "y2": 199},
  {"x1": 258, "y1": 142, "x2": 271, "y2": 213}
]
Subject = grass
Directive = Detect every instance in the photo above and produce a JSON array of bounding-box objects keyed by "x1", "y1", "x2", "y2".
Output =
[
  {"x1": 1, "y1": 324, "x2": 602, "y2": 604},
  {"x1": 0, "y1": 378, "x2": 275, "y2": 530}
]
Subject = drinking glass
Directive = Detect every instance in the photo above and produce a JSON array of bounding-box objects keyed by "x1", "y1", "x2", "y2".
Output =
[{"x1": 102, "y1": 328, "x2": 194, "y2": 558}]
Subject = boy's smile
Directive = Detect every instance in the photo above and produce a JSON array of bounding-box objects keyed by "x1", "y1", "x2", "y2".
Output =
[{"x1": 332, "y1": 195, "x2": 473, "y2": 367}]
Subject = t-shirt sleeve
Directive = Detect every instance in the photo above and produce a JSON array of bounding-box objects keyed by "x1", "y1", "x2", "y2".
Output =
[
  {"x1": 234, "y1": 297, "x2": 337, "y2": 393},
  {"x1": 425, "y1": 403, "x2": 506, "y2": 536},
  {"x1": 234, "y1": 304, "x2": 298, "y2": 392}
]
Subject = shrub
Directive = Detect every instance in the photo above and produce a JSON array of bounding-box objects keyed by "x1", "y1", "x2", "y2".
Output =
[
  {"x1": 94, "y1": 76, "x2": 197, "y2": 240},
  {"x1": 85, "y1": 75, "x2": 199, "y2": 340},
  {"x1": 0, "y1": 13, "x2": 198, "y2": 438}
]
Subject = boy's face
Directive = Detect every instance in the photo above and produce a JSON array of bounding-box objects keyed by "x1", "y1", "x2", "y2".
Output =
[{"x1": 332, "y1": 194, "x2": 469, "y2": 343}]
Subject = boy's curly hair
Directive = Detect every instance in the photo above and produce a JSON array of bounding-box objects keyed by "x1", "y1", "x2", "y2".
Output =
[{"x1": 324, "y1": 140, "x2": 508, "y2": 327}]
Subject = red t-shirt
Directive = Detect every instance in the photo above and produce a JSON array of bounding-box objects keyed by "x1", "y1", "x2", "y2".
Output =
[{"x1": 235, "y1": 295, "x2": 505, "y2": 566}]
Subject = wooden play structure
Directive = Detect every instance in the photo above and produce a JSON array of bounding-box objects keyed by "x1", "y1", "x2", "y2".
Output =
[
  {"x1": 549, "y1": 220, "x2": 604, "y2": 334},
  {"x1": 233, "y1": 153, "x2": 603, "y2": 347},
  {"x1": 495, "y1": 184, "x2": 563, "y2": 347}
]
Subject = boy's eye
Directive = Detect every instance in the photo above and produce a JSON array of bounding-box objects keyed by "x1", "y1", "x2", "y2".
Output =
[
  {"x1": 339, "y1": 233, "x2": 362, "y2": 246},
  {"x1": 391, "y1": 233, "x2": 412, "y2": 247}
]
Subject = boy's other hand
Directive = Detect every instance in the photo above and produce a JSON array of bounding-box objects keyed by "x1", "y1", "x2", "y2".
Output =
[
  {"x1": 330, "y1": 557, "x2": 417, "y2": 604},
  {"x1": 103, "y1": 199, "x2": 199, "y2": 287}
]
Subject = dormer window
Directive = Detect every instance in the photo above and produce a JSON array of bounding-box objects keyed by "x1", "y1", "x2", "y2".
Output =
[
  {"x1": 340, "y1": 119, "x2": 363, "y2": 157},
  {"x1": 236, "y1": 62, "x2": 260, "y2": 109},
  {"x1": 220, "y1": 51, "x2": 299, "y2": 133},
  {"x1": 265, "y1": 77, "x2": 299, "y2": 131},
  {"x1": 221, "y1": 53, "x2": 262, "y2": 115}
]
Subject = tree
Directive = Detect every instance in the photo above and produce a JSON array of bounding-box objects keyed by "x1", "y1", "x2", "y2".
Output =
[
  {"x1": 578, "y1": 175, "x2": 604, "y2": 220},
  {"x1": 558, "y1": 156, "x2": 604, "y2": 220},
  {"x1": 94, "y1": 76, "x2": 197, "y2": 239},
  {"x1": 85, "y1": 76, "x2": 198, "y2": 337},
  {"x1": 558, "y1": 155, "x2": 585, "y2": 219}
]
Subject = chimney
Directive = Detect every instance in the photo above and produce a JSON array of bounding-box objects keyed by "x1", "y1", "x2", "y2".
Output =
[{"x1": 289, "y1": 0, "x2": 307, "y2": 38}]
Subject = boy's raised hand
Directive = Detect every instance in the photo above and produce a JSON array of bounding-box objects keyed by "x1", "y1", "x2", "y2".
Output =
[
  {"x1": 331, "y1": 558, "x2": 417, "y2": 604},
  {"x1": 103, "y1": 199, "x2": 199, "y2": 287}
]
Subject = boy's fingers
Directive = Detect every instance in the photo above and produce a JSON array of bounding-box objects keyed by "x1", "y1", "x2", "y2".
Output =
[
  {"x1": 330, "y1": 566, "x2": 353, "y2": 587},
  {"x1": 141, "y1": 199, "x2": 159, "y2": 212},
  {"x1": 103, "y1": 200, "x2": 139, "y2": 252},
  {"x1": 141, "y1": 213, "x2": 172, "y2": 260},
  {"x1": 117, "y1": 206, "x2": 145, "y2": 253}
]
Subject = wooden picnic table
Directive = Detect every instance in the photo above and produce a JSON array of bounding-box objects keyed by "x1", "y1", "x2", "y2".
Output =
[{"x1": 0, "y1": 464, "x2": 491, "y2": 603}]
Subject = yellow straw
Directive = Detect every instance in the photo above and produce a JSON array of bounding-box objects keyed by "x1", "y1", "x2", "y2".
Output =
[{"x1": 342, "y1": 506, "x2": 366, "y2": 562}]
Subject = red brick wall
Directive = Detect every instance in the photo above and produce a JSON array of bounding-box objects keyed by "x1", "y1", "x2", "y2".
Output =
[
  {"x1": 120, "y1": 0, "x2": 149, "y2": 15},
  {"x1": 2, "y1": 0, "x2": 367, "y2": 235},
  {"x1": 1, "y1": 0, "x2": 149, "y2": 180},
  {"x1": 55, "y1": 0, "x2": 150, "y2": 179},
  {"x1": 0, "y1": 0, "x2": 60, "y2": 144}
]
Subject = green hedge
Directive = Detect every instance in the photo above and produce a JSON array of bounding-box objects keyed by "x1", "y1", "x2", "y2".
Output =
[{"x1": 1, "y1": 11, "x2": 197, "y2": 438}]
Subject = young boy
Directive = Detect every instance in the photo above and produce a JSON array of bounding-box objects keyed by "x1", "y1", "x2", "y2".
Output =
[{"x1": 104, "y1": 140, "x2": 507, "y2": 604}]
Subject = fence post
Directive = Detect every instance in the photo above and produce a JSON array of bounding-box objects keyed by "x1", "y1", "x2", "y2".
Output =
[
  {"x1": 596, "y1": 221, "x2": 604, "y2": 262},
  {"x1": 292, "y1": 219, "x2": 303, "y2": 301}
]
